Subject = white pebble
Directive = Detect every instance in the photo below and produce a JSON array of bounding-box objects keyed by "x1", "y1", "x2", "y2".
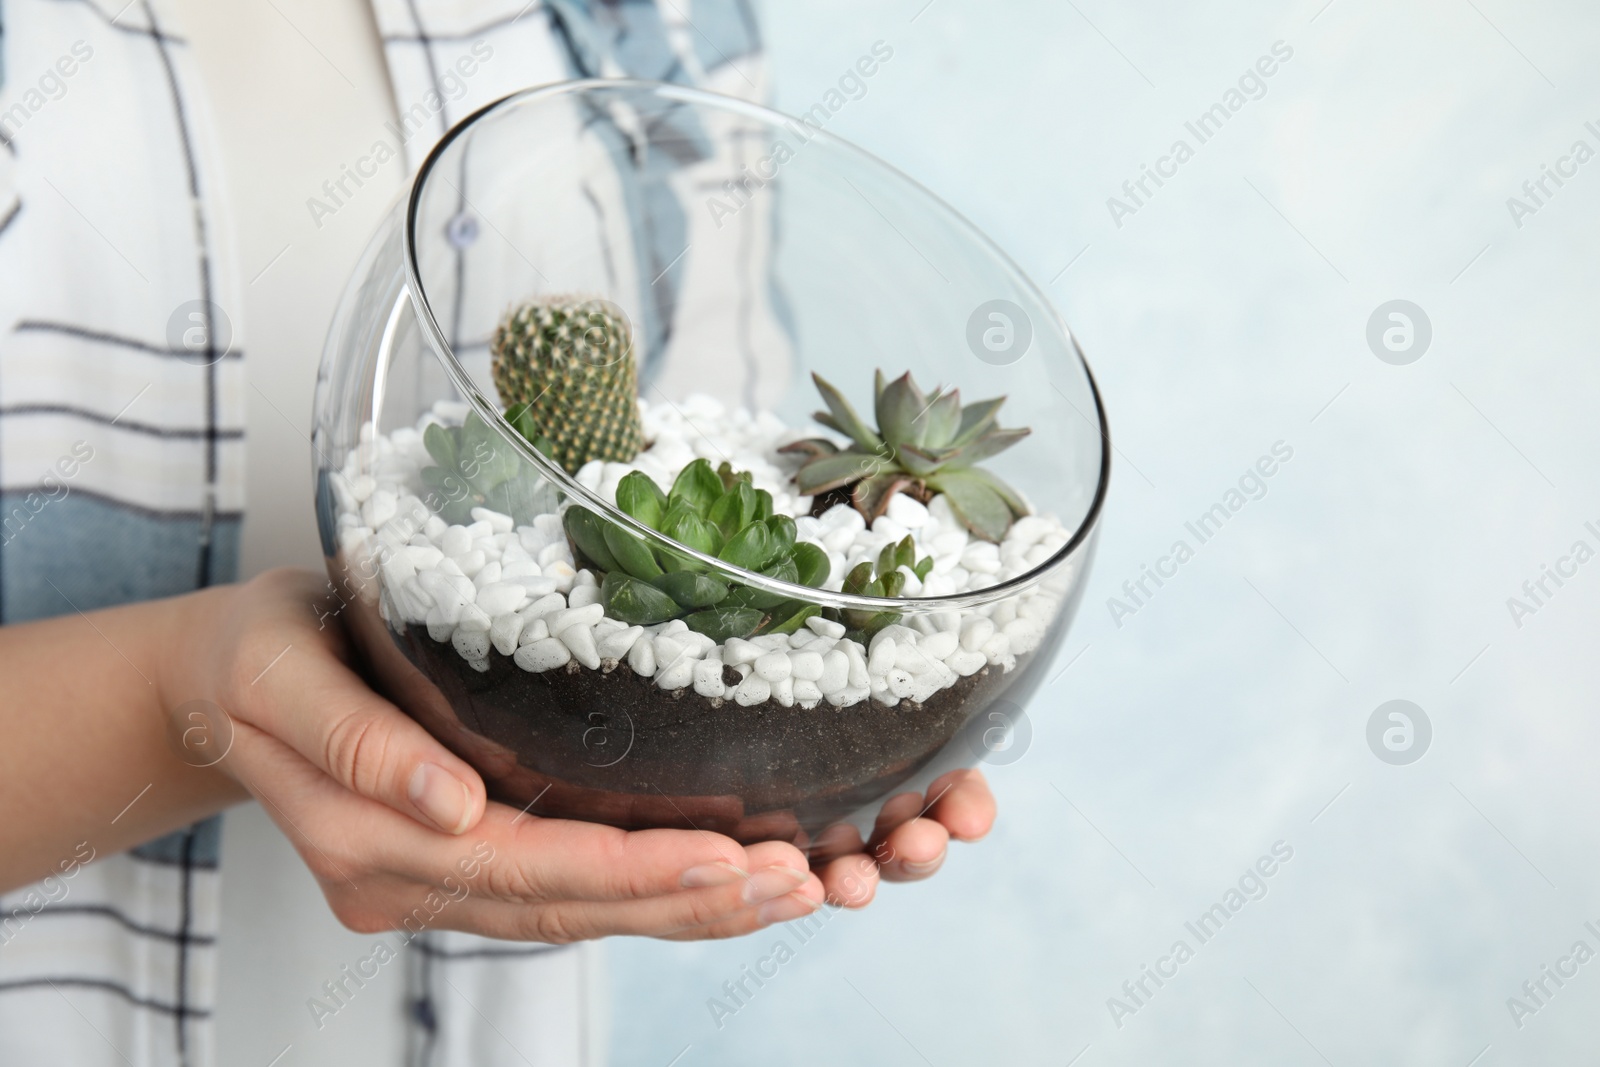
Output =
[
  {"x1": 805, "y1": 616, "x2": 846, "y2": 639},
  {"x1": 519, "y1": 593, "x2": 566, "y2": 623},
  {"x1": 832, "y1": 686, "x2": 870, "y2": 707},
  {"x1": 656, "y1": 656, "x2": 694, "y2": 690},
  {"x1": 403, "y1": 544, "x2": 444, "y2": 570},
  {"x1": 456, "y1": 603, "x2": 491, "y2": 633},
  {"x1": 425, "y1": 607, "x2": 454, "y2": 643},
  {"x1": 981, "y1": 632, "x2": 1013, "y2": 663},
  {"x1": 453, "y1": 550, "x2": 487, "y2": 578},
  {"x1": 895, "y1": 642, "x2": 935, "y2": 674},
  {"x1": 693, "y1": 659, "x2": 728, "y2": 698},
  {"x1": 544, "y1": 561, "x2": 577, "y2": 593},
  {"x1": 490, "y1": 613, "x2": 524, "y2": 656},
  {"x1": 515, "y1": 637, "x2": 570, "y2": 672},
  {"x1": 361, "y1": 490, "x2": 398, "y2": 529},
  {"x1": 867, "y1": 638, "x2": 896, "y2": 677},
  {"x1": 819, "y1": 651, "x2": 850, "y2": 693},
  {"x1": 476, "y1": 582, "x2": 526, "y2": 616},
  {"x1": 872, "y1": 624, "x2": 919, "y2": 653},
  {"x1": 628, "y1": 637, "x2": 657, "y2": 677},
  {"x1": 1008, "y1": 515, "x2": 1052, "y2": 546},
  {"x1": 597, "y1": 625, "x2": 643, "y2": 661},
  {"x1": 471, "y1": 561, "x2": 503, "y2": 588},
  {"x1": 548, "y1": 603, "x2": 604, "y2": 636},
  {"x1": 567, "y1": 584, "x2": 601, "y2": 609},
  {"x1": 947, "y1": 649, "x2": 987, "y2": 676},
  {"x1": 1004, "y1": 619, "x2": 1042, "y2": 655},
  {"x1": 793, "y1": 679, "x2": 822, "y2": 704},
  {"x1": 452, "y1": 628, "x2": 490, "y2": 661},
  {"x1": 772, "y1": 677, "x2": 795, "y2": 707},
  {"x1": 790, "y1": 651, "x2": 824, "y2": 681},
  {"x1": 440, "y1": 525, "x2": 472, "y2": 556},
  {"x1": 844, "y1": 641, "x2": 871, "y2": 688},
  {"x1": 754, "y1": 652, "x2": 792, "y2": 682},
  {"x1": 734, "y1": 675, "x2": 771, "y2": 706},
  {"x1": 560, "y1": 624, "x2": 601, "y2": 669},
  {"x1": 654, "y1": 635, "x2": 687, "y2": 667},
  {"x1": 471, "y1": 506, "x2": 514, "y2": 533},
  {"x1": 537, "y1": 542, "x2": 572, "y2": 568},
  {"x1": 960, "y1": 617, "x2": 995, "y2": 652},
  {"x1": 885, "y1": 493, "x2": 929, "y2": 528},
  {"x1": 723, "y1": 638, "x2": 763, "y2": 666},
  {"x1": 921, "y1": 631, "x2": 959, "y2": 660},
  {"x1": 517, "y1": 618, "x2": 550, "y2": 646}
]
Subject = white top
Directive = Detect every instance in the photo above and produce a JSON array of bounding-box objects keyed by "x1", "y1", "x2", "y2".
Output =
[
  {"x1": 165, "y1": 1, "x2": 414, "y2": 1060},
  {"x1": 168, "y1": 5, "x2": 598, "y2": 1063}
]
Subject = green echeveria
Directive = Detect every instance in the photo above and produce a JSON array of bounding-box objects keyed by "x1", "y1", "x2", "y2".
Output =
[
  {"x1": 562, "y1": 459, "x2": 832, "y2": 642},
  {"x1": 781, "y1": 369, "x2": 1031, "y2": 543},
  {"x1": 420, "y1": 408, "x2": 551, "y2": 526}
]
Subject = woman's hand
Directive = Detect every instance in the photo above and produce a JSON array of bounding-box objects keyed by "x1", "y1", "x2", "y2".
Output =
[
  {"x1": 166, "y1": 569, "x2": 824, "y2": 941},
  {"x1": 811, "y1": 770, "x2": 997, "y2": 908}
]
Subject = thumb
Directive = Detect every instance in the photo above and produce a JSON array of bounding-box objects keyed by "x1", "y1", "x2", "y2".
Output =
[{"x1": 236, "y1": 641, "x2": 487, "y2": 835}]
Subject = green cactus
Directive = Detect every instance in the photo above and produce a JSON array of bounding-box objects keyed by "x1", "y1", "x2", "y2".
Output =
[
  {"x1": 562, "y1": 459, "x2": 830, "y2": 642},
  {"x1": 491, "y1": 295, "x2": 646, "y2": 473}
]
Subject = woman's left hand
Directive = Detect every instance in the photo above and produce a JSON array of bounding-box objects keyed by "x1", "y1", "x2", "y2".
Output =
[{"x1": 813, "y1": 769, "x2": 996, "y2": 907}]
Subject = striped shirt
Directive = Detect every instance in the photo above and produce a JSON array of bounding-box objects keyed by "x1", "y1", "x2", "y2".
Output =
[{"x1": 0, "y1": 1, "x2": 768, "y2": 1063}]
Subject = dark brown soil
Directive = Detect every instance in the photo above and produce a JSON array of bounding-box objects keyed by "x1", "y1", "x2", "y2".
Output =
[{"x1": 386, "y1": 625, "x2": 1032, "y2": 847}]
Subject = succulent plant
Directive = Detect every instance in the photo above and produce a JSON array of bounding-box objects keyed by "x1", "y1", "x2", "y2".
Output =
[
  {"x1": 838, "y1": 534, "x2": 936, "y2": 639},
  {"x1": 491, "y1": 295, "x2": 646, "y2": 473},
  {"x1": 781, "y1": 370, "x2": 1030, "y2": 543},
  {"x1": 562, "y1": 459, "x2": 831, "y2": 642},
  {"x1": 420, "y1": 407, "x2": 551, "y2": 525}
]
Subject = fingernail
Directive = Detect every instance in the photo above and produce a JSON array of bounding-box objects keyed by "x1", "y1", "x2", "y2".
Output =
[
  {"x1": 757, "y1": 890, "x2": 822, "y2": 925},
  {"x1": 740, "y1": 865, "x2": 809, "y2": 905},
  {"x1": 680, "y1": 862, "x2": 747, "y2": 888},
  {"x1": 409, "y1": 763, "x2": 472, "y2": 834},
  {"x1": 900, "y1": 850, "x2": 947, "y2": 877}
]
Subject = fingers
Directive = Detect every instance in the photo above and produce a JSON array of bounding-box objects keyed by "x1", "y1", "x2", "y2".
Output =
[
  {"x1": 476, "y1": 808, "x2": 813, "y2": 905},
  {"x1": 236, "y1": 634, "x2": 487, "y2": 836},
  {"x1": 443, "y1": 865, "x2": 825, "y2": 943},
  {"x1": 818, "y1": 853, "x2": 879, "y2": 908},
  {"x1": 923, "y1": 769, "x2": 996, "y2": 842},
  {"x1": 875, "y1": 817, "x2": 951, "y2": 883},
  {"x1": 656, "y1": 880, "x2": 827, "y2": 942}
]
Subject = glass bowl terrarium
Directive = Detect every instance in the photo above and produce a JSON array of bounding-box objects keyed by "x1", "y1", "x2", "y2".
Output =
[{"x1": 313, "y1": 80, "x2": 1108, "y2": 858}]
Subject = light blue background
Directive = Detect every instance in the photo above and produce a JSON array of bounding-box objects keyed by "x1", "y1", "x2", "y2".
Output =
[{"x1": 608, "y1": 1, "x2": 1600, "y2": 1064}]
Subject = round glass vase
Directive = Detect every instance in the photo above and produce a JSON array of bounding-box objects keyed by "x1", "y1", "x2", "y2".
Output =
[{"x1": 313, "y1": 79, "x2": 1109, "y2": 858}]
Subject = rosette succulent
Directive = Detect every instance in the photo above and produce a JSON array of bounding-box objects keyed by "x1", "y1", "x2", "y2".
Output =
[
  {"x1": 781, "y1": 370, "x2": 1030, "y2": 542},
  {"x1": 420, "y1": 407, "x2": 550, "y2": 525},
  {"x1": 562, "y1": 459, "x2": 831, "y2": 642},
  {"x1": 490, "y1": 295, "x2": 646, "y2": 472}
]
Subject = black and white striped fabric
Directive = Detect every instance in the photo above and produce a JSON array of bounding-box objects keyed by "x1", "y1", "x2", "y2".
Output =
[{"x1": 0, "y1": 1, "x2": 767, "y2": 1064}]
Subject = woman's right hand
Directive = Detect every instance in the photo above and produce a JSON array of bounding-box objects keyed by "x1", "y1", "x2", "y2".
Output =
[{"x1": 166, "y1": 568, "x2": 825, "y2": 941}]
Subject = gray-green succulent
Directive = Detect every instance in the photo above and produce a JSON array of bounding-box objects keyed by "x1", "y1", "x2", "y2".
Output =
[
  {"x1": 420, "y1": 406, "x2": 550, "y2": 526},
  {"x1": 781, "y1": 370, "x2": 1030, "y2": 542}
]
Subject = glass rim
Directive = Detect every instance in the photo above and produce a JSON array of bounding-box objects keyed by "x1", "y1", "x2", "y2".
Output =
[{"x1": 401, "y1": 77, "x2": 1111, "y2": 613}]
